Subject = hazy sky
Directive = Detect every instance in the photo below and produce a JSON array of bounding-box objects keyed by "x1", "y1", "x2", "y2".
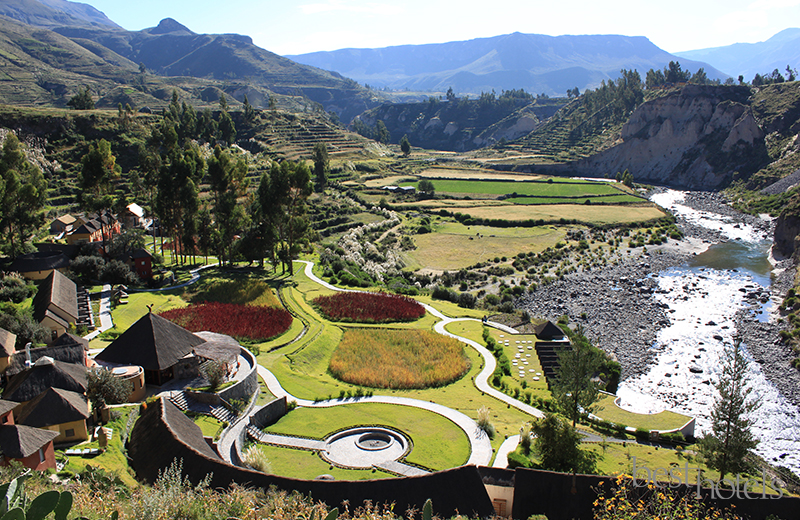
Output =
[{"x1": 83, "y1": 0, "x2": 800, "y2": 56}]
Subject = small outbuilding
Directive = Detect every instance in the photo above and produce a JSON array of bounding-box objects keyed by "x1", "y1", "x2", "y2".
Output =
[
  {"x1": 0, "y1": 327, "x2": 17, "y2": 373},
  {"x1": 533, "y1": 321, "x2": 567, "y2": 341}
]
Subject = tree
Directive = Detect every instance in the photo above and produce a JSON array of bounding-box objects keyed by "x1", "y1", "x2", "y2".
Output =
[
  {"x1": 699, "y1": 339, "x2": 760, "y2": 482},
  {"x1": 551, "y1": 324, "x2": 603, "y2": 427},
  {"x1": 0, "y1": 134, "x2": 48, "y2": 257},
  {"x1": 530, "y1": 413, "x2": 597, "y2": 473},
  {"x1": 311, "y1": 142, "x2": 329, "y2": 191},
  {"x1": 400, "y1": 134, "x2": 411, "y2": 156},
  {"x1": 207, "y1": 145, "x2": 247, "y2": 266},
  {"x1": 786, "y1": 65, "x2": 797, "y2": 82},
  {"x1": 446, "y1": 86, "x2": 456, "y2": 102},
  {"x1": 87, "y1": 367, "x2": 131, "y2": 410},
  {"x1": 79, "y1": 139, "x2": 121, "y2": 251},
  {"x1": 418, "y1": 179, "x2": 435, "y2": 196},
  {"x1": 376, "y1": 120, "x2": 390, "y2": 144},
  {"x1": 67, "y1": 86, "x2": 94, "y2": 110}
]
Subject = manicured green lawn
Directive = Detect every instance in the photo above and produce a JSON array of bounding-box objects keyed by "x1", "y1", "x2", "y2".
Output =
[
  {"x1": 193, "y1": 415, "x2": 225, "y2": 439},
  {"x1": 593, "y1": 393, "x2": 693, "y2": 432},
  {"x1": 263, "y1": 402, "x2": 470, "y2": 471},
  {"x1": 252, "y1": 444, "x2": 396, "y2": 480}
]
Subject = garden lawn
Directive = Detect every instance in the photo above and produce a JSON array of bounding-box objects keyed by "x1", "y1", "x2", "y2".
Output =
[
  {"x1": 593, "y1": 393, "x2": 692, "y2": 432},
  {"x1": 90, "y1": 290, "x2": 186, "y2": 350},
  {"x1": 263, "y1": 403, "x2": 470, "y2": 471},
  {"x1": 193, "y1": 415, "x2": 225, "y2": 439},
  {"x1": 253, "y1": 444, "x2": 395, "y2": 480},
  {"x1": 184, "y1": 275, "x2": 282, "y2": 307}
]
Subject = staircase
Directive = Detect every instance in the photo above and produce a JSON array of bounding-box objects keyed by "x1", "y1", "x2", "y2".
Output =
[
  {"x1": 534, "y1": 341, "x2": 571, "y2": 389},
  {"x1": 168, "y1": 391, "x2": 191, "y2": 411},
  {"x1": 209, "y1": 403, "x2": 237, "y2": 424}
]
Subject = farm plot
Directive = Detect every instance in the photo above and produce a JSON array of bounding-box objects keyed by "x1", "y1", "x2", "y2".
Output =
[
  {"x1": 403, "y1": 221, "x2": 565, "y2": 271},
  {"x1": 412, "y1": 179, "x2": 625, "y2": 199},
  {"x1": 446, "y1": 204, "x2": 667, "y2": 226}
]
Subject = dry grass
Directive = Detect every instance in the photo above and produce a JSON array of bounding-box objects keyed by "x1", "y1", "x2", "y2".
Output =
[
  {"x1": 447, "y1": 203, "x2": 666, "y2": 225},
  {"x1": 417, "y1": 168, "x2": 543, "y2": 181},
  {"x1": 329, "y1": 329, "x2": 470, "y2": 389},
  {"x1": 403, "y1": 222, "x2": 564, "y2": 271}
]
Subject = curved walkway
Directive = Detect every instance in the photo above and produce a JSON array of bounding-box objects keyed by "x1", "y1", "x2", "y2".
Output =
[
  {"x1": 298, "y1": 260, "x2": 543, "y2": 419},
  {"x1": 248, "y1": 260, "x2": 545, "y2": 466}
]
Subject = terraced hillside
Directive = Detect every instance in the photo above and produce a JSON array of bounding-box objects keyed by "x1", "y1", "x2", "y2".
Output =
[{"x1": 251, "y1": 112, "x2": 372, "y2": 160}]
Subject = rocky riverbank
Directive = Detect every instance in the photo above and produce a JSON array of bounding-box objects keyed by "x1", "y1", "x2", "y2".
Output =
[{"x1": 518, "y1": 189, "x2": 800, "y2": 410}]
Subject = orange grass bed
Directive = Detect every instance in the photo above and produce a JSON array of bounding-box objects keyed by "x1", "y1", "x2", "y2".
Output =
[{"x1": 329, "y1": 329, "x2": 470, "y2": 389}]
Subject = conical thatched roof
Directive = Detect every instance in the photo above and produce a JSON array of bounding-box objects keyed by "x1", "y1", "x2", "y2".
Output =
[
  {"x1": 52, "y1": 332, "x2": 89, "y2": 351},
  {"x1": 0, "y1": 424, "x2": 58, "y2": 458},
  {"x1": 16, "y1": 388, "x2": 89, "y2": 428},
  {"x1": 3, "y1": 358, "x2": 88, "y2": 403},
  {"x1": 95, "y1": 312, "x2": 206, "y2": 371},
  {"x1": 534, "y1": 321, "x2": 566, "y2": 340}
]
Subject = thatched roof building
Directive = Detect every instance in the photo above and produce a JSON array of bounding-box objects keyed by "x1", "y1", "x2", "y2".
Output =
[
  {"x1": 95, "y1": 312, "x2": 207, "y2": 385},
  {"x1": 15, "y1": 387, "x2": 89, "y2": 429},
  {"x1": 533, "y1": 321, "x2": 566, "y2": 340},
  {"x1": 32, "y1": 271, "x2": 78, "y2": 339},
  {"x1": 3, "y1": 357, "x2": 88, "y2": 403},
  {"x1": 0, "y1": 424, "x2": 59, "y2": 459},
  {"x1": 6, "y1": 334, "x2": 88, "y2": 377}
]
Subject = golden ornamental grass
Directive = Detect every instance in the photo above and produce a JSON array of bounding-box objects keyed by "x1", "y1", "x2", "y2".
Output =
[{"x1": 329, "y1": 329, "x2": 470, "y2": 389}]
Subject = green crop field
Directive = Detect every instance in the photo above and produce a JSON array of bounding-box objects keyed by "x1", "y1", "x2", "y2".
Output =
[{"x1": 411, "y1": 179, "x2": 625, "y2": 198}]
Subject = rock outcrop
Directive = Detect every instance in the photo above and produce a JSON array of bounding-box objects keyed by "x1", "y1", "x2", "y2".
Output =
[
  {"x1": 540, "y1": 85, "x2": 768, "y2": 189},
  {"x1": 774, "y1": 193, "x2": 800, "y2": 258}
]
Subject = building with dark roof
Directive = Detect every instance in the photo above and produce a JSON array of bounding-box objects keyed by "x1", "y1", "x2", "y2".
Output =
[
  {"x1": 117, "y1": 248, "x2": 153, "y2": 280},
  {"x1": 0, "y1": 423, "x2": 59, "y2": 470},
  {"x1": 8, "y1": 250, "x2": 72, "y2": 280},
  {"x1": 534, "y1": 321, "x2": 567, "y2": 341},
  {"x1": 3, "y1": 357, "x2": 88, "y2": 404},
  {"x1": 32, "y1": 270, "x2": 78, "y2": 340},
  {"x1": 15, "y1": 388, "x2": 89, "y2": 443},
  {"x1": 5, "y1": 337, "x2": 88, "y2": 377},
  {"x1": 50, "y1": 214, "x2": 76, "y2": 236},
  {"x1": 95, "y1": 312, "x2": 207, "y2": 386}
]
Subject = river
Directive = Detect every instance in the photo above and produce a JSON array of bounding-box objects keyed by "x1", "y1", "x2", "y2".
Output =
[{"x1": 616, "y1": 190, "x2": 800, "y2": 477}]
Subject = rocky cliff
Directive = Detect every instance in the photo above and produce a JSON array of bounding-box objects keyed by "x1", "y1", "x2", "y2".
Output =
[
  {"x1": 774, "y1": 193, "x2": 800, "y2": 258},
  {"x1": 557, "y1": 85, "x2": 767, "y2": 189}
]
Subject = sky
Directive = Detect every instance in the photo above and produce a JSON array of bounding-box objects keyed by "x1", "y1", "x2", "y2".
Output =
[{"x1": 82, "y1": 0, "x2": 800, "y2": 56}]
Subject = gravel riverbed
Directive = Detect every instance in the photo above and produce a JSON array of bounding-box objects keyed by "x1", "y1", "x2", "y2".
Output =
[{"x1": 517, "y1": 190, "x2": 800, "y2": 408}]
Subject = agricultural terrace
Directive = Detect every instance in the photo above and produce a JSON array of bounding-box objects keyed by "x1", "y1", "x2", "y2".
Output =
[
  {"x1": 416, "y1": 168, "x2": 543, "y2": 181},
  {"x1": 329, "y1": 329, "x2": 470, "y2": 389},
  {"x1": 407, "y1": 178, "x2": 630, "y2": 199},
  {"x1": 445, "y1": 203, "x2": 667, "y2": 225},
  {"x1": 159, "y1": 302, "x2": 293, "y2": 342},
  {"x1": 402, "y1": 221, "x2": 565, "y2": 271},
  {"x1": 312, "y1": 292, "x2": 425, "y2": 323}
]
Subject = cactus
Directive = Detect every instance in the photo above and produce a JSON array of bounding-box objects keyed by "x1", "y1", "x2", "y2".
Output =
[{"x1": 422, "y1": 499, "x2": 433, "y2": 520}]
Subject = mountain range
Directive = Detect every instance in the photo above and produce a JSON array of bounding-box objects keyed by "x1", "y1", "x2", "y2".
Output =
[
  {"x1": 675, "y1": 28, "x2": 800, "y2": 80},
  {"x1": 287, "y1": 32, "x2": 728, "y2": 97}
]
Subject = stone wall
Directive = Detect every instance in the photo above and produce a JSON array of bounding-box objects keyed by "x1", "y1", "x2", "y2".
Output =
[{"x1": 219, "y1": 347, "x2": 258, "y2": 404}]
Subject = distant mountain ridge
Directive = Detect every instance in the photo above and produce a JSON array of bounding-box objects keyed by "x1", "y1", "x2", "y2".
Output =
[
  {"x1": 0, "y1": 0, "x2": 119, "y2": 29},
  {"x1": 675, "y1": 28, "x2": 800, "y2": 80},
  {"x1": 287, "y1": 32, "x2": 727, "y2": 97}
]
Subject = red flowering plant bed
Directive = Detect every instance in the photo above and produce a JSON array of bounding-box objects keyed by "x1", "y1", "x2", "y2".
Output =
[
  {"x1": 311, "y1": 291, "x2": 426, "y2": 323},
  {"x1": 160, "y1": 301, "x2": 292, "y2": 342}
]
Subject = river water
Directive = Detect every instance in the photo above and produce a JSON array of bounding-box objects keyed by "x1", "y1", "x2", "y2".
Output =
[{"x1": 616, "y1": 190, "x2": 800, "y2": 476}]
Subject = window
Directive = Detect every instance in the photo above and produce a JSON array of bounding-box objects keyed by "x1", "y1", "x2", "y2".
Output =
[
  {"x1": 65, "y1": 429, "x2": 75, "y2": 438},
  {"x1": 38, "y1": 448, "x2": 45, "y2": 464}
]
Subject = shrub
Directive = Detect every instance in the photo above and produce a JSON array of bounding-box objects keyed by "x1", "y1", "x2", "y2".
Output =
[
  {"x1": 160, "y1": 302, "x2": 292, "y2": 342},
  {"x1": 312, "y1": 291, "x2": 425, "y2": 323},
  {"x1": 476, "y1": 406, "x2": 495, "y2": 439},
  {"x1": 329, "y1": 329, "x2": 469, "y2": 389},
  {"x1": 242, "y1": 445, "x2": 272, "y2": 473}
]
